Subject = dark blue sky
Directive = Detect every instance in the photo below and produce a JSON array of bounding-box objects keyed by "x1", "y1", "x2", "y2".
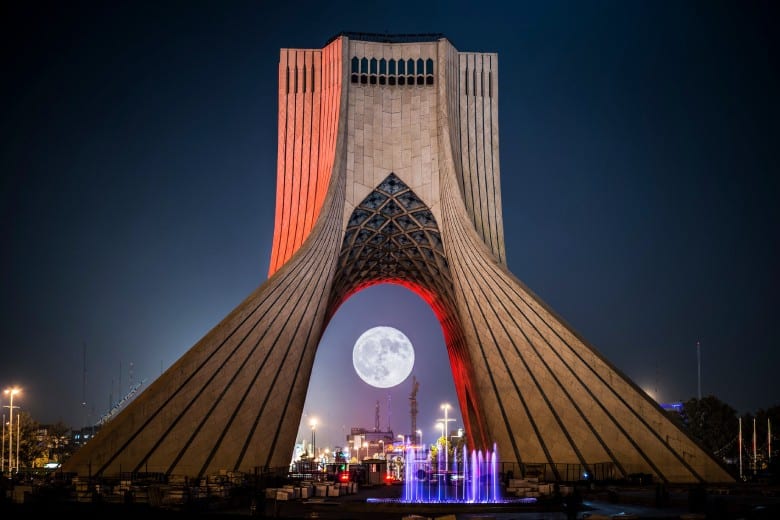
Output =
[{"x1": 1, "y1": 1, "x2": 777, "y2": 451}]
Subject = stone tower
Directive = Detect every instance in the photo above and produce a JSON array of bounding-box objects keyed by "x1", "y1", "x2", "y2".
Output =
[{"x1": 63, "y1": 33, "x2": 733, "y2": 484}]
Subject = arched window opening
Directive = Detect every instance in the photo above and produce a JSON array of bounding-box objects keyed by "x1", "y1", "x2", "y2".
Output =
[{"x1": 351, "y1": 57, "x2": 359, "y2": 84}]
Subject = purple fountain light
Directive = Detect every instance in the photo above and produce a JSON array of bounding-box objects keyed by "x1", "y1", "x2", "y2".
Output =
[{"x1": 400, "y1": 442, "x2": 504, "y2": 503}]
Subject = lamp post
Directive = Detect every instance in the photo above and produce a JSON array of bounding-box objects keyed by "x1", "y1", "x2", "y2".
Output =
[
  {"x1": 4, "y1": 388, "x2": 20, "y2": 475},
  {"x1": 416, "y1": 429, "x2": 422, "y2": 448},
  {"x1": 310, "y1": 418, "x2": 317, "y2": 464},
  {"x1": 439, "y1": 403, "x2": 454, "y2": 472},
  {"x1": 379, "y1": 440, "x2": 384, "y2": 459},
  {"x1": 437, "y1": 422, "x2": 445, "y2": 472}
]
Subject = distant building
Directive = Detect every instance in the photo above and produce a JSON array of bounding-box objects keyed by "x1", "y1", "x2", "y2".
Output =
[
  {"x1": 347, "y1": 427, "x2": 395, "y2": 461},
  {"x1": 660, "y1": 402, "x2": 684, "y2": 414}
]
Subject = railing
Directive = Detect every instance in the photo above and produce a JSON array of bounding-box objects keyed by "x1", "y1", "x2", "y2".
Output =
[{"x1": 498, "y1": 462, "x2": 618, "y2": 483}]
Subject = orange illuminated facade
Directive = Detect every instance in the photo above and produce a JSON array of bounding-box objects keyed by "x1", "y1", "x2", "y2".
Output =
[{"x1": 269, "y1": 39, "x2": 344, "y2": 276}]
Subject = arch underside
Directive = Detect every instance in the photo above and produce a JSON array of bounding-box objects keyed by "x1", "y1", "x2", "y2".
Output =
[{"x1": 328, "y1": 173, "x2": 489, "y2": 451}]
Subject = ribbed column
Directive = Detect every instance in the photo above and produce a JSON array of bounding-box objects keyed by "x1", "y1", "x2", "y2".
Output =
[{"x1": 269, "y1": 38, "x2": 343, "y2": 276}]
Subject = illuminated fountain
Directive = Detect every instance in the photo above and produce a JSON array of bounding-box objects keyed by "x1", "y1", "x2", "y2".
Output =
[{"x1": 400, "y1": 443, "x2": 509, "y2": 504}]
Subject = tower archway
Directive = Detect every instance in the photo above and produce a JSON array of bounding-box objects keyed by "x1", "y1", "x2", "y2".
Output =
[{"x1": 63, "y1": 33, "x2": 734, "y2": 484}]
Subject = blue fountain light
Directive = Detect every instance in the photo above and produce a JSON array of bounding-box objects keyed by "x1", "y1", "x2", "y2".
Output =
[{"x1": 400, "y1": 442, "x2": 508, "y2": 504}]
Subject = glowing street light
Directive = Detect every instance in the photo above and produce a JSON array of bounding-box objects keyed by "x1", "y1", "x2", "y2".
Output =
[
  {"x1": 416, "y1": 429, "x2": 422, "y2": 447},
  {"x1": 4, "y1": 387, "x2": 21, "y2": 474},
  {"x1": 440, "y1": 403, "x2": 453, "y2": 442},
  {"x1": 439, "y1": 403, "x2": 454, "y2": 471},
  {"x1": 310, "y1": 418, "x2": 317, "y2": 462}
]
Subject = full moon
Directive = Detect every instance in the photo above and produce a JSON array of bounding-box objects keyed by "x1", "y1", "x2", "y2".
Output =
[{"x1": 352, "y1": 326, "x2": 415, "y2": 388}]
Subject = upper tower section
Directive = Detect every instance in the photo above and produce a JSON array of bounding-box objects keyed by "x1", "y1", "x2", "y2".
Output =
[{"x1": 268, "y1": 33, "x2": 505, "y2": 277}]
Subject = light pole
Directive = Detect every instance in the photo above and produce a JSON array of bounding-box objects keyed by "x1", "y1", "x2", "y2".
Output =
[
  {"x1": 310, "y1": 418, "x2": 317, "y2": 463},
  {"x1": 4, "y1": 388, "x2": 20, "y2": 475},
  {"x1": 416, "y1": 429, "x2": 422, "y2": 448},
  {"x1": 439, "y1": 403, "x2": 454, "y2": 472},
  {"x1": 437, "y1": 421, "x2": 445, "y2": 472},
  {"x1": 379, "y1": 440, "x2": 384, "y2": 459}
]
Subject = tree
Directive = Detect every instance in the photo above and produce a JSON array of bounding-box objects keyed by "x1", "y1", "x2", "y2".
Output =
[
  {"x1": 5, "y1": 411, "x2": 46, "y2": 472},
  {"x1": 39, "y1": 420, "x2": 72, "y2": 466},
  {"x1": 681, "y1": 395, "x2": 739, "y2": 459}
]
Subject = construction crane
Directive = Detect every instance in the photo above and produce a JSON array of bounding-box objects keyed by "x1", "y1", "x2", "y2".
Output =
[{"x1": 409, "y1": 375, "x2": 419, "y2": 440}]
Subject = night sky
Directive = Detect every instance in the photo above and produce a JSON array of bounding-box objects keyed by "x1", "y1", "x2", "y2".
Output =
[{"x1": 1, "y1": 2, "x2": 777, "y2": 453}]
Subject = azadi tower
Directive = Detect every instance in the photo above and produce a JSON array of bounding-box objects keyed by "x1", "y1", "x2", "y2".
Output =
[{"x1": 63, "y1": 33, "x2": 734, "y2": 484}]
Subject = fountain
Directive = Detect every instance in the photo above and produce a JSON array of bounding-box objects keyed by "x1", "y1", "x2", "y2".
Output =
[
  {"x1": 363, "y1": 441, "x2": 539, "y2": 519},
  {"x1": 400, "y1": 442, "x2": 504, "y2": 503}
]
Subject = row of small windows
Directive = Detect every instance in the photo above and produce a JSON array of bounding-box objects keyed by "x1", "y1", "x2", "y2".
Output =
[{"x1": 351, "y1": 56, "x2": 435, "y2": 86}]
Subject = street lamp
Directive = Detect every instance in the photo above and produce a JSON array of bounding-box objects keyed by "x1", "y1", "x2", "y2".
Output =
[
  {"x1": 439, "y1": 403, "x2": 454, "y2": 472},
  {"x1": 310, "y1": 418, "x2": 317, "y2": 463},
  {"x1": 4, "y1": 387, "x2": 21, "y2": 475},
  {"x1": 416, "y1": 429, "x2": 422, "y2": 447},
  {"x1": 440, "y1": 403, "x2": 453, "y2": 442},
  {"x1": 379, "y1": 440, "x2": 384, "y2": 459}
]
